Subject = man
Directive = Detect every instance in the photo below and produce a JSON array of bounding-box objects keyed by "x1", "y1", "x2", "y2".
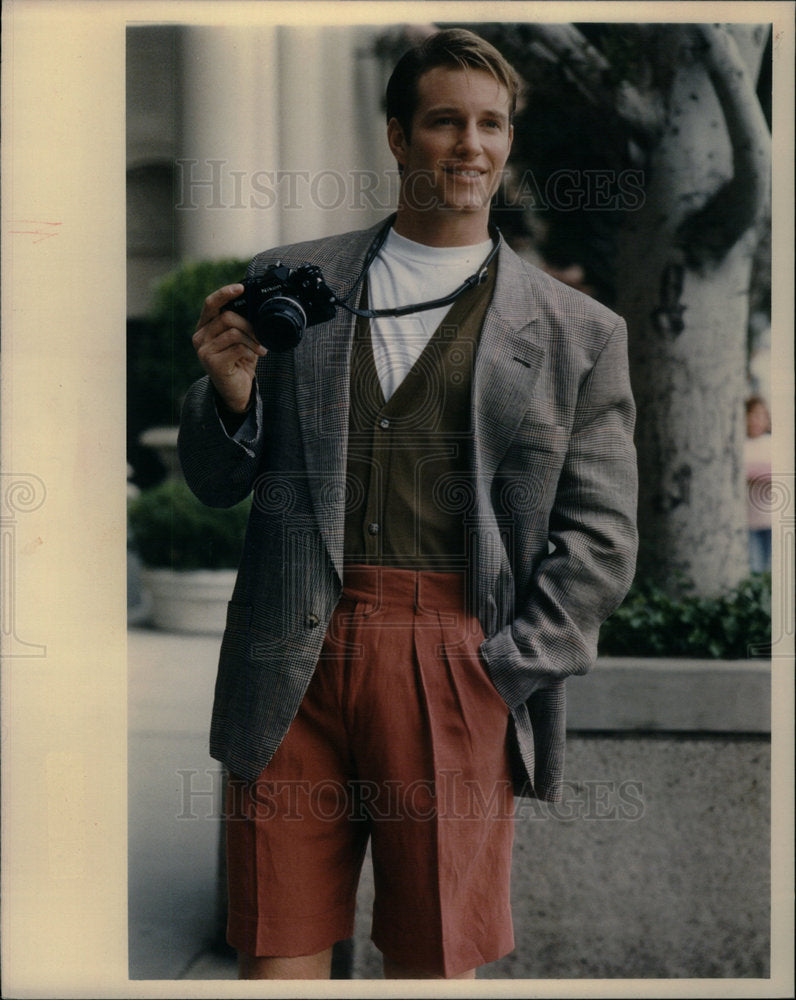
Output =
[{"x1": 179, "y1": 28, "x2": 638, "y2": 980}]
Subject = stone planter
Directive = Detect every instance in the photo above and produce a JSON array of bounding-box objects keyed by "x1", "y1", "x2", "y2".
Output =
[
  {"x1": 570, "y1": 655, "x2": 771, "y2": 733},
  {"x1": 139, "y1": 425, "x2": 181, "y2": 480},
  {"x1": 139, "y1": 567, "x2": 236, "y2": 634}
]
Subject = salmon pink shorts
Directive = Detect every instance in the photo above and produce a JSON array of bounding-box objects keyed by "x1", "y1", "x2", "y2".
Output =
[{"x1": 224, "y1": 566, "x2": 515, "y2": 977}]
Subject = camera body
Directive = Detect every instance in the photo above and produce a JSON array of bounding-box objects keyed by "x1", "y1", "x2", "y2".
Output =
[{"x1": 224, "y1": 262, "x2": 338, "y2": 352}]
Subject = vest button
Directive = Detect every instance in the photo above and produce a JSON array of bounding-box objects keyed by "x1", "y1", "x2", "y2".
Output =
[
  {"x1": 305, "y1": 613, "x2": 320, "y2": 628},
  {"x1": 367, "y1": 522, "x2": 380, "y2": 535},
  {"x1": 379, "y1": 417, "x2": 390, "y2": 430}
]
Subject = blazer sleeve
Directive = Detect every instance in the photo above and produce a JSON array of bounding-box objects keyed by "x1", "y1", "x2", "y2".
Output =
[
  {"x1": 178, "y1": 373, "x2": 265, "y2": 508},
  {"x1": 480, "y1": 318, "x2": 639, "y2": 708}
]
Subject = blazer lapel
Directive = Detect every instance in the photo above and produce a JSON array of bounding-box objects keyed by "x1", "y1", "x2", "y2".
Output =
[
  {"x1": 292, "y1": 223, "x2": 382, "y2": 580},
  {"x1": 473, "y1": 240, "x2": 545, "y2": 482},
  {"x1": 470, "y1": 242, "x2": 545, "y2": 612}
]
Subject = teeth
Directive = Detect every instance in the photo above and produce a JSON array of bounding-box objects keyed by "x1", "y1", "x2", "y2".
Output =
[{"x1": 449, "y1": 169, "x2": 481, "y2": 176}]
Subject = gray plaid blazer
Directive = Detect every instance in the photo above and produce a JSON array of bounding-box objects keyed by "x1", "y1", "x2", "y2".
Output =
[{"x1": 178, "y1": 218, "x2": 638, "y2": 800}]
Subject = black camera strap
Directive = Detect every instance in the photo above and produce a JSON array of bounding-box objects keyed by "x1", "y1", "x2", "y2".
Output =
[{"x1": 333, "y1": 215, "x2": 501, "y2": 320}]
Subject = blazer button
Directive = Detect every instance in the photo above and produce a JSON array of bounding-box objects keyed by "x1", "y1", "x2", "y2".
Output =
[{"x1": 305, "y1": 613, "x2": 320, "y2": 628}]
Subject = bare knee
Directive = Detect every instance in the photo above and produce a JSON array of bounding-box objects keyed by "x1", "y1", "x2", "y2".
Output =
[
  {"x1": 238, "y1": 947, "x2": 333, "y2": 980},
  {"x1": 383, "y1": 955, "x2": 476, "y2": 979}
]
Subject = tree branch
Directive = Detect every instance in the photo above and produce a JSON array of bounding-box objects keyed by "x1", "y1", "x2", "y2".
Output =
[
  {"x1": 676, "y1": 24, "x2": 771, "y2": 267},
  {"x1": 462, "y1": 22, "x2": 664, "y2": 147},
  {"x1": 516, "y1": 23, "x2": 664, "y2": 143}
]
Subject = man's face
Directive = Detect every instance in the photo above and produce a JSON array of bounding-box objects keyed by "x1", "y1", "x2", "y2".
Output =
[{"x1": 388, "y1": 65, "x2": 513, "y2": 229}]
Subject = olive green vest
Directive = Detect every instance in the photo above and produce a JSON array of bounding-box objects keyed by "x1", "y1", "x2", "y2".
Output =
[{"x1": 343, "y1": 263, "x2": 496, "y2": 570}]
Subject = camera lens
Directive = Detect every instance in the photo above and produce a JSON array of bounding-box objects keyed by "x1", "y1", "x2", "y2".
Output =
[{"x1": 256, "y1": 296, "x2": 306, "y2": 352}]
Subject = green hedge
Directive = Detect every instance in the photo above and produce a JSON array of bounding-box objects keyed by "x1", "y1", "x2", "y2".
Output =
[
  {"x1": 129, "y1": 478, "x2": 251, "y2": 570},
  {"x1": 598, "y1": 573, "x2": 772, "y2": 659},
  {"x1": 129, "y1": 256, "x2": 251, "y2": 433}
]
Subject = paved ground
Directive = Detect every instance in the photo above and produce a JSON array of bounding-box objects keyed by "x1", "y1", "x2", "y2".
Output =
[
  {"x1": 128, "y1": 626, "x2": 233, "y2": 979},
  {"x1": 128, "y1": 623, "x2": 773, "y2": 984}
]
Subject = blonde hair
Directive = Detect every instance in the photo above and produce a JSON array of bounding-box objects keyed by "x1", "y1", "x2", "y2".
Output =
[{"x1": 385, "y1": 28, "x2": 522, "y2": 137}]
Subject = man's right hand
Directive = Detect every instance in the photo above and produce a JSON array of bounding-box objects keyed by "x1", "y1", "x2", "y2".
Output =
[{"x1": 192, "y1": 284, "x2": 268, "y2": 414}]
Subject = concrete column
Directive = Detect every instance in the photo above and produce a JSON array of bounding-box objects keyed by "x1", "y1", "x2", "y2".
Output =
[
  {"x1": 178, "y1": 26, "x2": 281, "y2": 259},
  {"x1": 276, "y1": 25, "x2": 396, "y2": 243},
  {"x1": 178, "y1": 25, "x2": 395, "y2": 259}
]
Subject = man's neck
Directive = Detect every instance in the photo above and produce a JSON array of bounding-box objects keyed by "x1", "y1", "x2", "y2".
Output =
[{"x1": 391, "y1": 207, "x2": 491, "y2": 248}]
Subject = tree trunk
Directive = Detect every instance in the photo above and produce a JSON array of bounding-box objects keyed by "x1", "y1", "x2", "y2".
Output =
[{"x1": 615, "y1": 28, "x2": 767, "y2": 597}]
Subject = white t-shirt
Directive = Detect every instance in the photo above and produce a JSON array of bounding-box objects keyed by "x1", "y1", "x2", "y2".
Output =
[{"x1": 367, "y1": 228, "x2": 494, "y2": 401}]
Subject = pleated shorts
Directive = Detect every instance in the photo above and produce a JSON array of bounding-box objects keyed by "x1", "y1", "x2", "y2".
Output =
[{"x1": 225, "y1": 565, "x2": 515, "y2": 977}]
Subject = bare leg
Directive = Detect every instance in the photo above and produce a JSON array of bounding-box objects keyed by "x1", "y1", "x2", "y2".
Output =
[
  {"x1": 383, "y1": 956, "x2": 476, "y2": 979},
  {"x1": 238, "y1": 947, "x2": 333, "y2": 980}
]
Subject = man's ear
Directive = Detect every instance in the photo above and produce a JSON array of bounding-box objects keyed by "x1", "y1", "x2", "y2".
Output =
[{"x1": 387, "y1": 117, "x2": 408, "y2": 165}]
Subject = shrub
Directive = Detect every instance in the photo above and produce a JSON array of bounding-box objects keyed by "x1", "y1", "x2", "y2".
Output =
[
  {"x1": 128, "y1": 477, "x2": 251, "y2": 570},
  {"x1": 598, "y1": 572, "x2": 772, "y2": 659},
  {"x1": 128, "y1": 256, "x2": 251, "y2": 435}
]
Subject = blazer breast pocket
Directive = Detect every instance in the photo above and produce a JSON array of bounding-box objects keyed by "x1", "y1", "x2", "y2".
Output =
[
  {"x1": 493, "y1": 418, "x2": 568, "y2": 517},
  {"x1": 511, "y1": 416, "x2": 567, "y2": 454}
]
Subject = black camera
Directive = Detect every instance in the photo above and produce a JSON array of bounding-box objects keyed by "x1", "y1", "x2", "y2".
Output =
[{"x1": 224, "y1": 262, "x2": 338, "y2": 352}]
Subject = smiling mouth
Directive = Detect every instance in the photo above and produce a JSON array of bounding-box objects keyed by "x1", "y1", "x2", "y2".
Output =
[{"x1": 443, "y1": 166, "x2": 485, "y2": 178}]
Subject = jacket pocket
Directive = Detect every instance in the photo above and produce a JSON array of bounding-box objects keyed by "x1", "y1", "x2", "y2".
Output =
[{"x1": 492, "y1": 419, "x2": 568, "y2": 519}]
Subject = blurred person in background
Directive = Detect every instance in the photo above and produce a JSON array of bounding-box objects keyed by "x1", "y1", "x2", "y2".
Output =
[{"x1": 745, "y1": 395, "x2": 772, "y2": 573}]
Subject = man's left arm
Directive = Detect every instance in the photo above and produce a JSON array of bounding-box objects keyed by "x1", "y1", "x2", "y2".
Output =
[{"x1": 481, "y1": 318, "x2": 639, "y2": 708}]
